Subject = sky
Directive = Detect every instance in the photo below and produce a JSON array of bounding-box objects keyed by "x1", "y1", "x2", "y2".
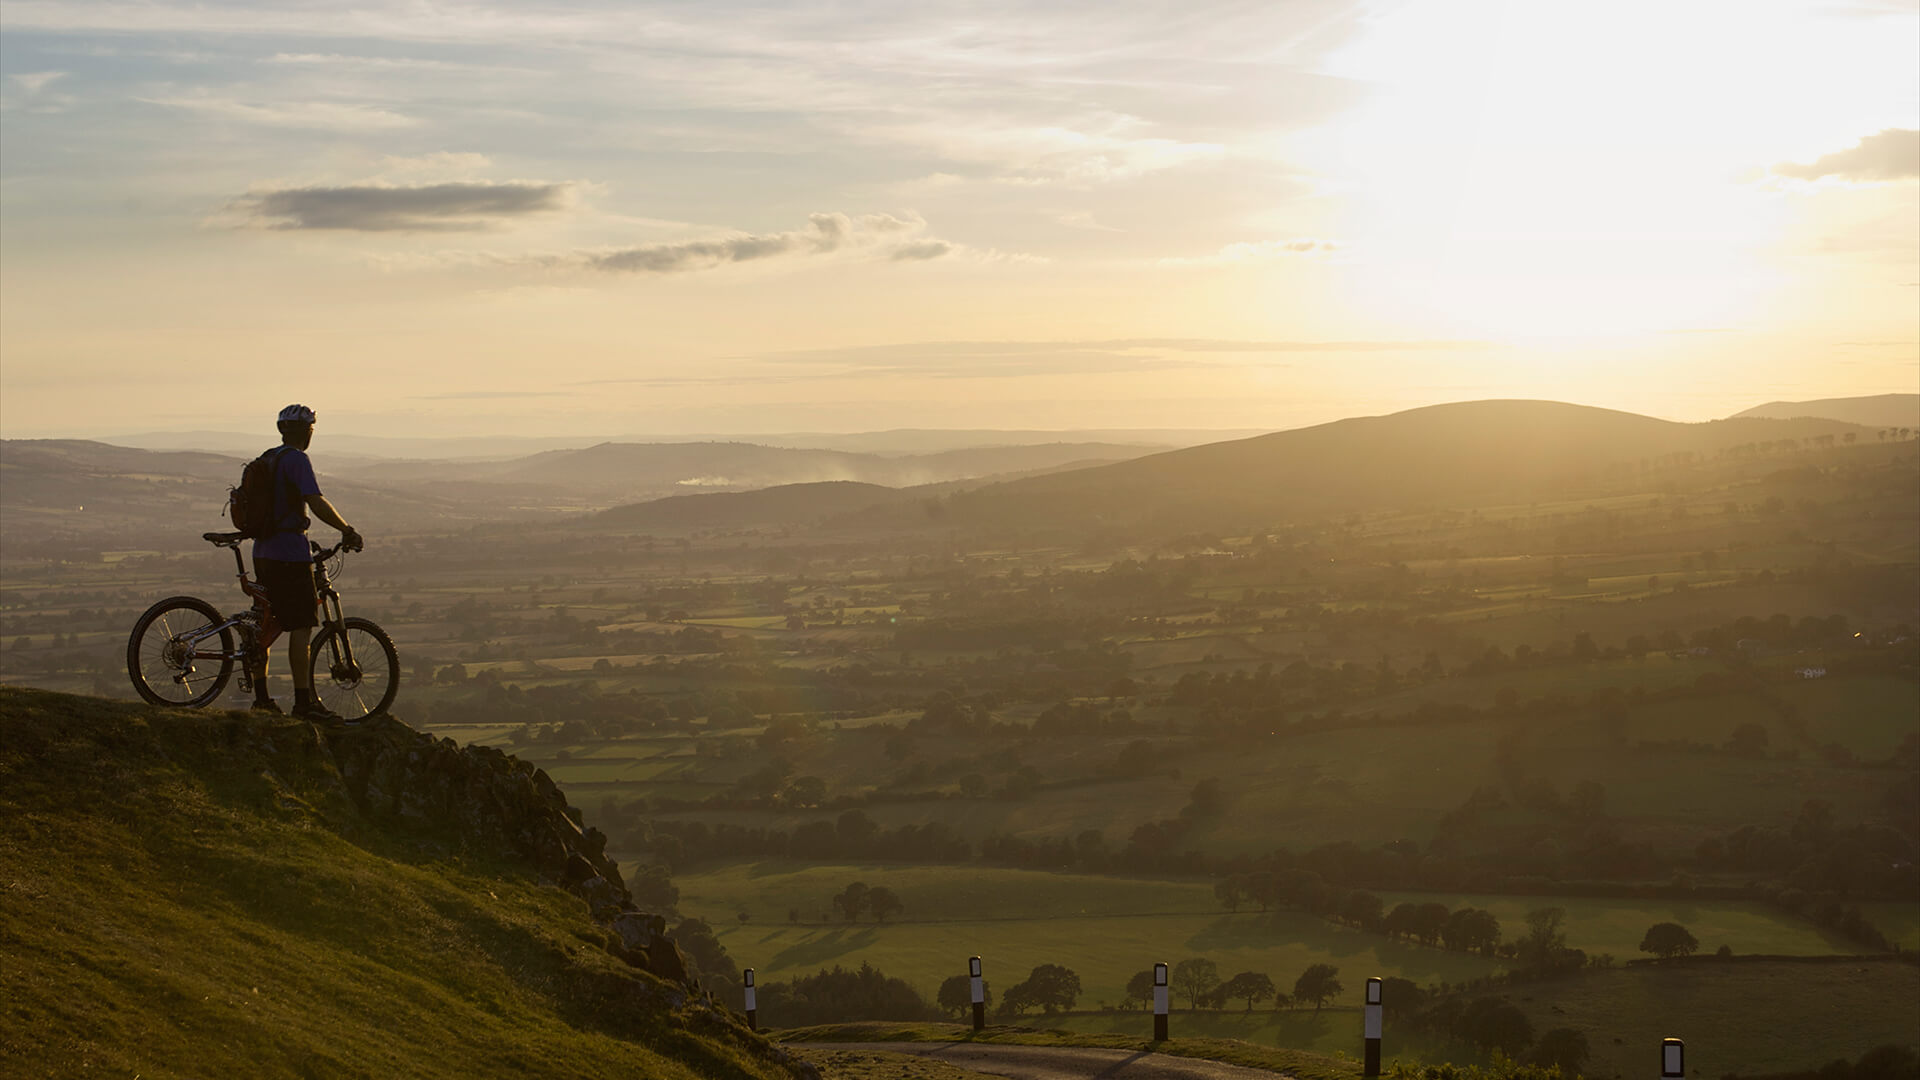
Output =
[{"x1": 1, "y1": 0, "x2": 1916, "y2": 439}]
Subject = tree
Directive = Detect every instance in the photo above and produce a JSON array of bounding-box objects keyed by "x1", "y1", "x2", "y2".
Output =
[
  {"x1": 1385, "y1": 902, "x2": 1420, "y2": 941},
  {"x1": 836, "y1": 808, "x2": 880, "y2": 848},
  {"x1": 1340, "y1": 890, "x2": 1384, "y2": 930},
  {"x1": 832, "y1": 881, "x2": 870, "y2": 922},
  {"x1": 1458, "y1": 997, "x2": 1534, "y2": 1056},
  {"x1": 1412, "y1": 902, "x2": 1450, "y2": 946},
  {"x1": 1124, "y1": 969, "x2": 1156, "y2": 1010},
  {"x1": 867, "y1": 885, "x2": 904, "y2": 924},
  {"x1": 937, "y1": 974, "x2": 989, "y2": 1018},
  {"x1": 1009, "y1": 964, "x2": 1080, "y2": 1014},
  {"x1": 1521, "y1": 907, "x2": 1567, "y2": 968},
  {"x1": 1292, "y1": 964, "x2": 1342, "y2": 1013},
  {"x1": 1221, "y1": 971, "x2": 1275, "y2": 1011},
  {"x1": 1442, "y1": 907, "x2": 1501, "y2": 955},
  {"x1": 1639, "y1": 921, "x2": 1699, "y2": 959},
  {"x1": 782, "y1": 775, "x2": 827, "y2": 808},
  {"x1": 1246, "y1": 870, "x2": 1279, "y2": 911},
  {"x1": 1170, "y1": 958, "x2": 1221, "y2": 1010},
  {"x1": 1528, "y1": 1028, "x2": 1591, "y2": 1072},
  {"x1": 1214, "y1": 877, "x2": 1246, "y2": 912}
]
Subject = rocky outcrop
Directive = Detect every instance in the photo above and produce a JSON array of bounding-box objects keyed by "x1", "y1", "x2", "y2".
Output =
[{"x1": 261, "y1": 715, "x2": 700, "y2": 993}]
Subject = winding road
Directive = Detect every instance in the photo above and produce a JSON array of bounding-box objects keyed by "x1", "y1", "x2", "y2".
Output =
[{"x1": 813, "y1": 1042, "x2": 1297, "y2": 1079}]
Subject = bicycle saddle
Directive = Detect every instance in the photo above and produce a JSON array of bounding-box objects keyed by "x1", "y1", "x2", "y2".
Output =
[{"x1": 203, "y1": 531, "x2": 246, "y2": 547}]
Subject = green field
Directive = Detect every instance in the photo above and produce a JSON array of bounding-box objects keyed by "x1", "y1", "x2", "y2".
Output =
[
  {"x1": 1505, "y1": 959, "x2": 1920, "y2": 1077},
  {"x1": 1860, "y1": 901, "x2": 1920, "y2": 952},
  {"x1": 1374, "y1": 892, "x2": 1856, "y2": 960},
  {"x1": 672, "y1": 860, "x2": 1889, "y2": 1037},
  {"x1": 678, "y1": 862, "x2": 1504, "y2": 1013},
  {"x1": 1038, "y1": 960, "x2": 1920, "y2": 1075},
  {"x1": 1775, "y1": 676, "x2": 1920, "y2": 760}
]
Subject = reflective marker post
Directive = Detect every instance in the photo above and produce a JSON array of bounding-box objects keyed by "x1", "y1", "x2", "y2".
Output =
[
  {"x1": 969, "y1": 956, "x2": 985, "y2": 1032},
  {"x1": 743, "y1": 967, "x2": 757, "y2": 1031},
  {"x1": 1363, "y1": 977, "x2": 1382, "y2": 1077},
  {"x1": 1152, "y1": 962, "x2": 1169, "y2": 1041},
  {"x1": 1663, "y1": 1038, "x2": 1684, "y2": 1080}
]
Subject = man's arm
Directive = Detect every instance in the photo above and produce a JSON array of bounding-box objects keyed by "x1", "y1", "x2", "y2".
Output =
[{"x1": 305, "y1": 494, "x2": 363, "y2": 549}]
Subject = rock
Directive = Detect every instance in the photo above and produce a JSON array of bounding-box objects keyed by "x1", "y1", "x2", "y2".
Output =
[
  {"x1": 611, "y1": 911, "x2": 659, "y2": 952},
  {"x1": 288, "y1": 716, "x2": 704, "y2": 995}
]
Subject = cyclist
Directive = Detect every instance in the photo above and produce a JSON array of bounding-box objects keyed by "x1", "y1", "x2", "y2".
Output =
[{"x1": 251, "y1": 403, "x2": 364, "y2": 722}]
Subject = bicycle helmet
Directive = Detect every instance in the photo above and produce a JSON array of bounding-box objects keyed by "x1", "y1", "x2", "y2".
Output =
[{"x1": 277, "y1": 403, "x2": 317, "y2": 425}]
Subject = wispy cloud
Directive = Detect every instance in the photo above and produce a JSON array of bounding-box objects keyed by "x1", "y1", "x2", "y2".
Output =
[
  {"x1": 142, "y1": 96, "x2": 417, "y2": 131},
  {"x1": 412, "y1": 390, "x2": 575, "y2": 400},
  {"x1": 577, "y1": 212, "x2": 945, "y2": 273},
  {"x1": 10, "y1": 71, "x2": 66, "y2": 94},
  {"x1": 1157, "y1": 238, "x2": 1337, "y2": 266},
  {"x1": 225, "y1": 181, "x2": 572, "y2": 231},
  {"x1": 1773, "y1": 128, "x2": 1919, "y2": 182},
  {"x1": 569, "y1": 336, "x2": 1484, "y2": 385}
]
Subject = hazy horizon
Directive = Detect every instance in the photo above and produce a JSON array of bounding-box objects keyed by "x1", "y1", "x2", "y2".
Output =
[{"x1": 3, "y1": 0, "x2": 1917, "y2": 438}]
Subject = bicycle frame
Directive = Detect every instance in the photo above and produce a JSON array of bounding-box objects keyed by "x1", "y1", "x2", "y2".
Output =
[{"x1": 195, "y1": 538, "x2": 358, "y2": 679}]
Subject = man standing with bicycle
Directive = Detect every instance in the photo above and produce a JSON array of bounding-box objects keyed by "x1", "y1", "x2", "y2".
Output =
[{"x1": 253, "y1": 404, "x2": 364, "y2": 722}]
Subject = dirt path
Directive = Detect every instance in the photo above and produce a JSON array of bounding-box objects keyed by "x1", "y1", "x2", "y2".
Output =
[{"x1": 806, "y1": 1042, "x2": 1295, "y2": 1079}]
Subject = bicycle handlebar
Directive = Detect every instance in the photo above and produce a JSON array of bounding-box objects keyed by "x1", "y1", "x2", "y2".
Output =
[{"x1": 310, "y1": 540, "x2": 348, "y2": 560}]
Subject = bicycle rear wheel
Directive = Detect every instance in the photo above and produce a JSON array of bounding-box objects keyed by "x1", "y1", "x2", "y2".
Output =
[
  {"x1": 127, "y1": 596, "x2": 235, "y2": 707},
  {"x1": 308, "y1": 617, "x2": 399, "y2": 719}
]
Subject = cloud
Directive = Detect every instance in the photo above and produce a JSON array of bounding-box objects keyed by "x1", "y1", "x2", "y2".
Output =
[
  {"x1": 10, "y1": 71, "x2": 66, "y2": 94},
  {"x1": 411, "y1": 390, "x2": 575, "y2": 400},
  {"x1": 1157, "y1": 238, "x2": 1337, "y2": 266},
  {"x1": 141, "y1": 97, "x2": 417, "y2": 131},
  {"x1": 227, "y1": 181, "x2": 572, "y2": 231},
  {"x1": 702, "y1": 337, "x2": 1488, "y2": 379},
  {"x1": 1773, "y1": 129, "x2": 1919, "y2": 182},
  {"x1": 578, "y1": 212, "x2": 951, "y2": 273},
  {"x1": 890, "y1": 240, "x2": 952, "y2": 261}
]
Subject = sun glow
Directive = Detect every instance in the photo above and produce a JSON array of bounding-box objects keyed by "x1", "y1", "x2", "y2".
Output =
[{"x1": 1303, "y1": 0, "x2": 1916, "y2": 344}]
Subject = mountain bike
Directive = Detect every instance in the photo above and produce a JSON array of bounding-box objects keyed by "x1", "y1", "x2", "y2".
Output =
[{"x1": 125, "y1": 531, "x2": 399, "y2": 719}]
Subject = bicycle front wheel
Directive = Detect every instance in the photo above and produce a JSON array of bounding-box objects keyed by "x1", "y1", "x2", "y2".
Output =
[
  {"x1": 308, "y1": 617, "x2": 399, "y2": 720},
  {"x1": 127, "y1": 596, "x2": 235, "y2": 708}
]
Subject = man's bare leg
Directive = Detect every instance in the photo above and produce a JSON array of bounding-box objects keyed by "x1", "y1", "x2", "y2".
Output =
[{"x1": 290, "y1": 627, "x2": 311, "y2": 693}]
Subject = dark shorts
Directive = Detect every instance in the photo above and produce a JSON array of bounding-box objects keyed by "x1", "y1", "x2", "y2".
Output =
[{"x1": 255, "y1": 557, "x2": 320, "y2": 630}]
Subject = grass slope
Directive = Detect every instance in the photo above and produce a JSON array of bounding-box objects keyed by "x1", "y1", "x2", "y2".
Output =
[
  {"x1": 1502, "y1": 958, "x2": 1920, "y2": 1077},
  {"x1": 0, "y1": 688, "x2": 800, "y2": 1080}
]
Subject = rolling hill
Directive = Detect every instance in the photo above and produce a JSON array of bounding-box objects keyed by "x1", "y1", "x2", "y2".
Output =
[
  {"x1": 1731, "y1": 393, "x2": 1919, "y2": 430},
  {"x1": 878, "y1": 399, "x2": 1879, "y2": 533},
  {"x1": 340, "y1": 441, "x2": 1159, "y2": 506}
]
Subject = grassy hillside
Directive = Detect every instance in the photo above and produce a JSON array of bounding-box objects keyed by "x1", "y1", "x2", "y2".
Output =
[
  {"x1": 910, "y1": 400, "x2": 1874, "y2": 531},
  {"x1": 0, "y1": 688, "x2": 803, "y2": 1080}
]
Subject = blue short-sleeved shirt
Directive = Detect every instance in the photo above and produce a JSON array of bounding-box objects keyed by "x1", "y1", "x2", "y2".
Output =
[{"x1": 251, "y1": 446, "x2": 323, "y2": 563}]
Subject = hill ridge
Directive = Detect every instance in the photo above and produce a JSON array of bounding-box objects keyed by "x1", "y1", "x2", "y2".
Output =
[{"x1": 0, "y1": 687, "x2": 809, "y2": 1079}]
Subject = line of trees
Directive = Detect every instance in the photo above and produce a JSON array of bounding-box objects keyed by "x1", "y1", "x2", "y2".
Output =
[{"x1": 830, "y1": 881, "x2": 904, "y2": 923}]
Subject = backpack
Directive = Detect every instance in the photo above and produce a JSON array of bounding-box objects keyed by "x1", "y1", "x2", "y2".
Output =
[{"x1": 228, "y1": 447, "x2": 291, "y2": 539}]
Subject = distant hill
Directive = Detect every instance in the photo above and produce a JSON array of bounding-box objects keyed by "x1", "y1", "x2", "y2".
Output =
[
  {"x1": 0, "y1": 439, "x2": 464, "y2": 551},
  {"x1": 99, "y1": 427, "x2": 1248, "y2": 460},
  {"x1": 341, "y1": 440, "x2": 1157, "y2": 506},
  {"x1": 1730, "y1": 394, "x2": 1919, "y2": 430},
  {"x1": 878, "y1": 400, "x2": 1876, "y2": 533},
  {"x1": 0, "y1": 687, "x2": 803, "y2": 1079}
]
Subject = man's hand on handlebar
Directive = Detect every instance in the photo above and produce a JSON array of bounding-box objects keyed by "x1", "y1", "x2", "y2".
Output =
[{"x1": 342, "y1": 527, "x2": 365, "y2": 553}]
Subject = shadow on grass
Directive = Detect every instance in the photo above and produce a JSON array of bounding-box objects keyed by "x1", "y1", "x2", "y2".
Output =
[{"x1": 767, "y1": 927, "x2": 881, "y2": 971}]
